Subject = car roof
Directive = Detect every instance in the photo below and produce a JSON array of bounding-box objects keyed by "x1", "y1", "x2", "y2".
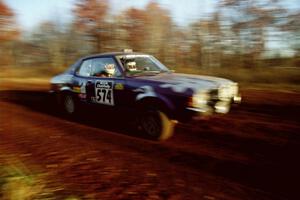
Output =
[{"x1": 81, "y1": 51, "x2": 148, "y2": 60}]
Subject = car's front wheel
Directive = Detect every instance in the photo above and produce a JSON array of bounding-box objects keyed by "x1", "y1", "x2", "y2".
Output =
[{"x1": 140, "y1": 110, "x2": 176, "y2": 141}]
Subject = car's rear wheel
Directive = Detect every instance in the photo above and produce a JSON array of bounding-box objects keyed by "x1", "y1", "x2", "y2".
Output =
[
  {"x1": 140, "y1": 110, "x2": 176, "y2": 141},
  {"x1": 62, "y1": 94, "x2": 76, "y2": 115}
]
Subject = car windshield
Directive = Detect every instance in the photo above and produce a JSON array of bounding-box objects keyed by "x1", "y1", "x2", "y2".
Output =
[{"x1": 117, "y1": 55, "x2": 170, "y2": 76}]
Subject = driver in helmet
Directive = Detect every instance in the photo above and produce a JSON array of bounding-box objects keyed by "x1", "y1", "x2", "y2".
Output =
[
  {"x1": 104, "y1": 64, "x2": 116, "y2": 77},
  {"x1": 125, "y1": 61, "x2": 137, "y2": 72},
  {"x1": 95, "y1": 64, "x2": 116, "y2": 77}
]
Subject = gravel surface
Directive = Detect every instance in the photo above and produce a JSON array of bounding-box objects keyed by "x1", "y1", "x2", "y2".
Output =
[{"x1": 0, "y1": 88, "x2": 299, "y2": 200}]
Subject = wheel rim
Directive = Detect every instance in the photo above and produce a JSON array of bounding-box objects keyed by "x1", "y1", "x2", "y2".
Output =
[
  {"x1": 64, "y1": 95, "x2": 75, "y2": 114},
  {"x1": 141, "y1": 112, "x2": 161, "y2": 137}
]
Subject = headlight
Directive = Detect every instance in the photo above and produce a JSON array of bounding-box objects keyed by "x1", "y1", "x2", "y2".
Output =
[
  {"x1": 189, "y1": 91, "x2": 210, "y2": 108},
  {"x1": 218, "y1": 83, "x2": 238, "y2": 100},
  {"x1": 231, "y1": 83, "x2": 239, "y2": 96}
]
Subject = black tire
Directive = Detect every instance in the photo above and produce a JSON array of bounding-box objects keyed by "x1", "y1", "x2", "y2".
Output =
[
  {"x1": 140, "y1": 110, "x2": 176, "y2": 141},
  {"x1": 62, "y1": 94, "x2": 76, "y2": 115}
]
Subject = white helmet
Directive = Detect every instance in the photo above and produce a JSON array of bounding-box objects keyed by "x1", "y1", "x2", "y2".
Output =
[
  {"x1": 126, "y1": 61, "x2": 137, "y2": 71},
  {"x1": 104, "y1": 64, "x2": 116, "y2": 76}
]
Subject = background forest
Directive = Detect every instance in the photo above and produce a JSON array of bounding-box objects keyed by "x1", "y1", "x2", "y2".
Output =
[{"x1": 1, "y1": 0, "x2": 299, "y2": 87}]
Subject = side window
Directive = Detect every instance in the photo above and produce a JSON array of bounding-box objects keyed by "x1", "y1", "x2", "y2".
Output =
[
  {"x1": 77, "y1": 59, "x2": 92, "y2": 77},
  {"x1": 90, "y1": 57, "x2": 121, "y2": 78}
]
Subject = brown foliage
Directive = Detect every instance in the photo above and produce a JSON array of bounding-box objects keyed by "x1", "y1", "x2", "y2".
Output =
[
  {"x1": 74, "y1": 0, "x2": 108, "y2": 30},
  {"x1": 123, "y1": 8, "x2": 147, "y2": 51},
  {"x1": 0, "y1": 0, "x2": 19, "y2": 41},
  {"x1": 74, "y1": 0, "x2": 109, "y2": 52},
  {"x1": 1, "y1": 0, "x2": 300, "y2": 77}
]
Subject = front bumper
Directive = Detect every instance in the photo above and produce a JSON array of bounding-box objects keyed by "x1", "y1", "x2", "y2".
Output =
[
  {"x1": 187, "y1": 100, "x2": 230, "y2": 115},
  {"x1": 233, "y1": 95, "x2": 242, "y2": 104},
  {"x1": 186, "y1": 93, "x2": 242, "y2": 117}
]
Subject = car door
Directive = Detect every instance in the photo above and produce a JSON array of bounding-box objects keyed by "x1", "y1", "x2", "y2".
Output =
[{"x1": 79, "y1": 56, "x2": 126, "y2": 108}]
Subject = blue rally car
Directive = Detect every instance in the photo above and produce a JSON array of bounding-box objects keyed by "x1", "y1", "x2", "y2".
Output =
[{"x1": 50, "y1": 50, "x2": 241, "y2": 140}]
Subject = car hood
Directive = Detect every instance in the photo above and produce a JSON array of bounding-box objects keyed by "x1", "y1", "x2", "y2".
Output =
[{"x1": 134, "y1": 72, "x2": 235, "y2": 93}]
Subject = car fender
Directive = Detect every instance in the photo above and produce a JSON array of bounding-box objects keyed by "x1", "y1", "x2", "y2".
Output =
[
  {"x1": 135, "y1": 95, "x2": 175, "y2": 118},
  {"x1": 53, "y1": 86, "x2": 73, "y2": 105},
  {"x1": 60, "y1": 86, "x2": 73, "y2": 93}
]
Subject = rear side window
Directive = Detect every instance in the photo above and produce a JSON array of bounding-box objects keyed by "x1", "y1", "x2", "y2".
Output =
[
  {"x1": 77, "y1": 57, "x2": 121, "y2": 77},
  {"x1": 77, "y1": 59, "x2": 92, "y2": 76}
]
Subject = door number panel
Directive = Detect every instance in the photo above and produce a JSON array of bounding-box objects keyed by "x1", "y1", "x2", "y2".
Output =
[{"x1": 94, "y1": 81, "x2": 114, "y2": 106}]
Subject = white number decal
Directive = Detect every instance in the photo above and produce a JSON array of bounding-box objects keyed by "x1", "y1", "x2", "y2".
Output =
[{"x1": 95, "y1": 81, "x2": 114, "y2": 105}]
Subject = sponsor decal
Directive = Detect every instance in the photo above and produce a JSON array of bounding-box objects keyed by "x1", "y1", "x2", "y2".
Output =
[
  {"x1": 94, "y1": 81, "x2": 114, "y2": 106},
  {"x1": 114, "y1": 83, "x2": 124, "y2": 90},
  {"x1": 73, "y1": 86, "x2": 81, "y2": 93}
]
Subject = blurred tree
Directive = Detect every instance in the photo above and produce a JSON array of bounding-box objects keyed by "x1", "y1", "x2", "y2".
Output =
[
  {"x1": 0, "y1": 0, "x2": 19, "y2": 66},
  {"x1": 282, "y1": 11, "x2": 300, "y2": 67},
  {"x1": 188, "y1": 22, "x2": 204, "y2": 68},
  {"x1": 144, "y1": 2, "x2": 174, "y2": 63},
  {"x1": 281, "y1": 11, "x2": 300, "y2": 53},
  {"x1": 118, "y1": 2, "x2": 175, "y2": 65},
  {"x1": 171, "y1": 28, "x2": 189, "y2": 69},
  {"x1": 123, "y1": 8, "x2": 147, "y2": 51},
  {"x1": 0, "y1": 0, "x2": 19, "y2": 41},
  {"x1": 108, "y1": 14, "x2": 130, "y2": 51},
  {"x1": 189, "y1": 12, "x2": 223, "y2": 68},
  {"x1": 219, "y1": 0, "x2": 286, "y2": 67},
  {"x1": 74, "y1": 0, "x2": 109, "y2": 53},
  {"x1": 3, "y1": 0, "x2": 298, "y2": 75},
  {"x1": 25, "y1": 22, "x2": 64, "y2": 69},
  {"x1": 21, "y1": 21, "x2": 83, "y2": 72}
]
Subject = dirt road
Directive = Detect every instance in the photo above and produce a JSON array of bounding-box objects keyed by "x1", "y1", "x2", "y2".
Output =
[{"x1": 0, "y1": 88, "x2": 299, "y2": 199}]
